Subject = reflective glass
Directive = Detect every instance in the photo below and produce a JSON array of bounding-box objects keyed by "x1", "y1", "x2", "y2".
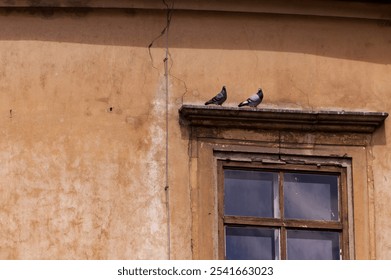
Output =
[
  {"x1": 284, "y1": 173, "x2": 339, "y2": 221},
  {"x1": 287, "y1": 230, "x2": 340, "y2": 260},
  {"x1": 224, "y1": 170, "x2": 279, "y2": 218},
  {"x1": 225, "y1": 226, "x2": 280, "y2": 260}
]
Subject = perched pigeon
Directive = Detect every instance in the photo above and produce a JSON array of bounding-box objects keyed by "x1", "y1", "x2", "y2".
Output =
[
  {"x1": 238, "y1": 88, "x2": 264, "y2": 108},
  {"x1": 205, "y1": 86, "x2": 227, "y2": 106}
]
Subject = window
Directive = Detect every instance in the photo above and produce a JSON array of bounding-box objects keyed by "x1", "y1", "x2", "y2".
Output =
[
  {"x1": 218, "y1": 161, "x2": 350, "y2": 260},
  {"x1": 179, "y1": 105, "x2": 387, "y2": 259}
]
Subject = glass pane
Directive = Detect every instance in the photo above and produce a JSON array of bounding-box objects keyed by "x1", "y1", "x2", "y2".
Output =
[
  {"x1": 224, "y1": 170, "x2": 279, "y2": 218},
  {"x1": 225, "y1": 226, "x2": 280, "y2": 260},
  {"x1": 284, "y1": 173, "x2": 339, "y2": 221},
  {"x1": 287, "y1": 230, "x2": 340, "y2": 260}
]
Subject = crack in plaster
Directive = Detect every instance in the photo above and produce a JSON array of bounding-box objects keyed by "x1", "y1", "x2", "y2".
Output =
[
  {"x1": 147, "y1": 0, "x2": 189, "y2": 105},
  {"x1": 289, "y1": 74, "x2": 312, "y2": 109},
  {"x1": 169, "y1": 63, "x2": 189, "y2": 105},
  {"x1": 147, "y1": 0, "x2": 174, "y2": 73}
]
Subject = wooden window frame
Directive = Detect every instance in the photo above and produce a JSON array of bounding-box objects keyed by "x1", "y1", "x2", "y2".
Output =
[{"x1": 217, "y1": 160, "x2": 350, "y2": 260}]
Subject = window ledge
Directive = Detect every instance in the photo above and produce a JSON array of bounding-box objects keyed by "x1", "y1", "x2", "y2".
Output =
[{"x1": 179, "y1": 105, "x2": 388, "y2": 133}]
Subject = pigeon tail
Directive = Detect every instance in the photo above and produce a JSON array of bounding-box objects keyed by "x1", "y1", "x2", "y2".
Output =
[
  {"x1": 238, "y1": 88, "x2": 263, "y2": 108},
  {"x1": 238, "y1": 101, "x2": 249, "y2": 107}
]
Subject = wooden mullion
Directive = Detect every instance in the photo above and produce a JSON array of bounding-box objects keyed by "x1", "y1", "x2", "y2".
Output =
[
  {"x1": 224, "y1": 216, "x2": 283, "y2": 227},
  {"x1": 283, "y1": 220, "x2": 343, "y2": 230},
  {"x1": 280, "y1": 227, "x2": 287, "y2": 260}
]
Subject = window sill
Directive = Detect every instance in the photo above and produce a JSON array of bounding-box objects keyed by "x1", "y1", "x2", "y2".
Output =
[{"x1": 179, "y1": 105, "x2": 388, "y2": 133}]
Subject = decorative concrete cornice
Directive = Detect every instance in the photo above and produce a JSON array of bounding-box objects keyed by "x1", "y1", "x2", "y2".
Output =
[
  {"x1": 179, "y1": 105, "x2": 388, "y2": 133},
  {"x1": 0, "y1": 0, "x2": 389, "y2": 20}
]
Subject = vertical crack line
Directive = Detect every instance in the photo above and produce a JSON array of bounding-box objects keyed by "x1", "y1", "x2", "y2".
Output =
[
  {"x1": 163, "y1": 0, "x2": 174, "y2": 260},
  {"x1": 163, "y1": 1, "x2": 188, "y2": 106},
  {"x1": 147, "y1": 0, "x2": 174, "y2": 72}
]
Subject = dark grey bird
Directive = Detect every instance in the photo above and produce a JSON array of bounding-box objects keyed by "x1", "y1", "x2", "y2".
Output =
[
  {"x1": 205, "y1": 86, "x2": 227, "y2": 106},
  {"x1": 238, "y1": 88, "x2": 264, "y2": 108}
]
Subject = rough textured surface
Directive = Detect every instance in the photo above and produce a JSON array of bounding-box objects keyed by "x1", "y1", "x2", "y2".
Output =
[
  {"x1": 179, "y1": 105, "x2": 388, "y2": 133},
  {"x1": 0, "y1": 9, "x2": 172, "y2": 259}
]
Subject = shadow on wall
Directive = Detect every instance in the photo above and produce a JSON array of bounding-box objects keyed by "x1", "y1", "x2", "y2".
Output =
[
  {"x1": 0, "y1": 8, "x2": 390, "y2": 64},
  {"x1": 372, "y1": 119, "x2": 388, "y2": 145},
  {"x1": 168, "y1": 11, "x2": 391, "y2": 65}
]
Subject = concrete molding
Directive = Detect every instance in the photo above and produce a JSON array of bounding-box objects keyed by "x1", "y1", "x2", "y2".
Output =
[
  {"x1": 0, "y1": 0, "x2": 390, "y2": 20},
  {"x1": 179, "y1": 104, "x2": 388, "y2": 133}
]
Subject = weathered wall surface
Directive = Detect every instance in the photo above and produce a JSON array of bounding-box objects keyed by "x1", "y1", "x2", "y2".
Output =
[
  {"x1": 0, "y1": 9, "x2": 177, "y2": 259},
  {"x1": 0, "y1": 1, "x2": 390, "y2": 259}
]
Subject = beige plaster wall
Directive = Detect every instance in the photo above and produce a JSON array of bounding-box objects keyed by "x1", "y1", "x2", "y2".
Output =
[
  {"x1": 0, "y1": 3, "x2": 390, "y2": 259},
  {"x1": 0, "y1": 9, "x2": 175, "y2": 259}
]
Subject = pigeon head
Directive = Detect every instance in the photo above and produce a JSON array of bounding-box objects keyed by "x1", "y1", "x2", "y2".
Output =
[{"x1": 257, "y1": 88, "x2": 263, "y2": 96}]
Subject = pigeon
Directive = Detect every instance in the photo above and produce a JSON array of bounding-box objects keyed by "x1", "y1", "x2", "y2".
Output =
[
  {"x1": 238, "y1": 88, "x2": 264, "y2": 108},
  {"x1": 205, "y1": 86, "x2": 227, "y2": 106}
]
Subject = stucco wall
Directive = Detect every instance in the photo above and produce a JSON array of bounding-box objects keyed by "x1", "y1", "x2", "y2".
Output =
[
  {"x1": 0, "y1": 2, "x2": 390, "y2": 259},
  {"x1": 0, "y1": 9, "x2": 175, "y2": 259}
]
